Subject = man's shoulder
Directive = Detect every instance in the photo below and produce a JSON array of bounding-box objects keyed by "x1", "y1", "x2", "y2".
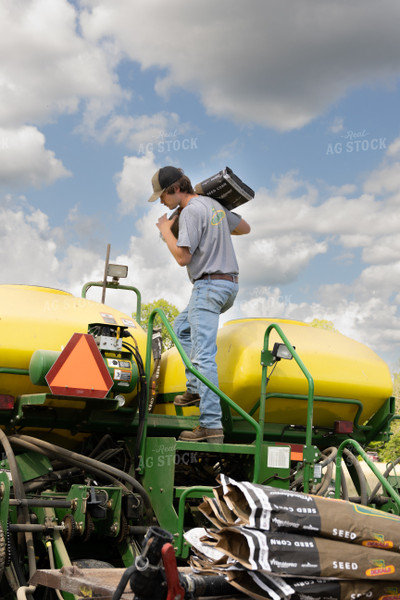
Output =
[
  {"x1": 183, "y1": 195, "x2": 210, "y2": 214},
  {"x1": 186, "y1": 195, "x2": 224, "y2": 211}
]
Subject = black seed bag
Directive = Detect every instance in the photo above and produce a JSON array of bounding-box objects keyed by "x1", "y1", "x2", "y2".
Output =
[
  {"x1": 210, "y1": 474, "x2": 400, "y2": 552},
  {"x1": 206, "y1": 527, "x2": 400, "y2": 580},
  {"x1": 227, "y1": 571, "x2": 395, "y2": 600},
  {"x1": 194, "y1": 166, "x2": 255, "y2": 211}
]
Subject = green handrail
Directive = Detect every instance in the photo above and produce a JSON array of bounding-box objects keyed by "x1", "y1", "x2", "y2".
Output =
[
  {"x1": 334, "y1": 438, "x2": 400, "y2": 511},
  {"x1": 140, "y1": 308, "x2": 263, "y2": 480},
  {"x1": 261, "y1": 324, "x2": 315, "y2": 492},
  {"x1": 176, "y1": 486, "x2": 213, "y2": 555},
  {"x1": 81, "y1": 281, "x2": 142, "y2": 325}
]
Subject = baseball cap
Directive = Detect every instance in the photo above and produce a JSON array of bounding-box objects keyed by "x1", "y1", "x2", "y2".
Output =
[{"x1": 148, "y1": 166, "x2": 184, "y2": 202}]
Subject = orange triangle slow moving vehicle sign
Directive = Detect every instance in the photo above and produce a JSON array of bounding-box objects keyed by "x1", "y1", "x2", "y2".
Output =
[{"x1": 46, "y1": 333, "x2": 114, "y2": 398}]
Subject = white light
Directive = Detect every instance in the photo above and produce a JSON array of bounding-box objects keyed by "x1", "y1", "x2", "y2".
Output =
[
  {"x1": 107, "y1": 264, "x2": 128, "y2": 279},
  {"x1": 272, "y1": 343, "x2": 294, "y2": 360}
]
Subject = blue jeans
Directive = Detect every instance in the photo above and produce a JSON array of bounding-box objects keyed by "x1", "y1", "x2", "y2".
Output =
[{"x1": 173, "y1": 279, "x2": 238, "y2": 429}]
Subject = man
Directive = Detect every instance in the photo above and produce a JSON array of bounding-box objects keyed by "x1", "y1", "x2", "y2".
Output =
[{"x1": 149, "y1": 166, "x2": 250, "y2": 443}]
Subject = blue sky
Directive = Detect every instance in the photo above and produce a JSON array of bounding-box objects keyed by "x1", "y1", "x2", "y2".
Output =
[{"x1": 1, "y1": 0, "x2": 400, "y2": 369}]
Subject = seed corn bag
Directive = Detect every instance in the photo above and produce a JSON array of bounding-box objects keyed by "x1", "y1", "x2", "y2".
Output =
[{"x1": 215, "y1": 474, "x2": 400, "y2": 553}]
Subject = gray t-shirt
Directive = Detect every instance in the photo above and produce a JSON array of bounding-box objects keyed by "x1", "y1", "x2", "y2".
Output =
[{"x1": 177, "y1": 195, "x2": 242, "y2": 283}]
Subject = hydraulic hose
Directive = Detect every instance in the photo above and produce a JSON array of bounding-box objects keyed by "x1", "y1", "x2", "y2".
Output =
[
  {"x1": 46, "y1": 540, "x2": 65, "y2": 600},
  {"x1": 16, "y1": 585, "x2": 36, "y2": 600},
  {"x1": 343, "y1": 448, "x2": 368, "y2": 505},
  {"x1": 0, "y1": 431, "x2": 36, "y2": 581},
  {"x1": 314, "y1": 447, "x2": 337, "y2": 496},
  {"x1": 368, "y1": 457, "x2": 400, "y2": 504},
  {"x1": 9, "y1": 436, "x2": 130, "y2": 491},
  {"x1": 9, "y1": 434, "x2": 156, "y2": 524}
]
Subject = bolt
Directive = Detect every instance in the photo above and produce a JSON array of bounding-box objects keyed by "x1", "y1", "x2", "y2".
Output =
[
  {"x1": 110, "y1": 522, "x2": 118, "y2": 535},
  {"x1": 76, "y1": 522, "x2": 84, "y2": 534}
]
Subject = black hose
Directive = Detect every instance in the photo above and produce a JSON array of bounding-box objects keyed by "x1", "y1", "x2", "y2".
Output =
[
  {"x1": 368, "y1": 457, "x2": 400, "y2": 504},
  {"x1": 315, "y1": 461, "x2": 333, "y2": 496},
  {"x1": 88, "y1": 434, "x2": 114, "y2": 458},
  {"x1": 314, "y1": 447, "x2": 337, "y2": 496},
  {"x1": 9, "y1": 436, "x2": 128, "y2": 488},
  {"x1": 9, "y1": 434, "x2": 156, "y2": 524},
  {"x1": 23, "y1": 466, "x2": 83, "y2": 493},
  {"x1": 0, "y1": 431, "x2": 36, "y2": 580},
  {"x1": 122, "y1": 337, "x2": 147, "y2": 470},
  {"x1": 340, "y1": 462, "x2": 349, "y2": 501},
  {"x1": 343, "y1": 448, "x2": 368, "y2": 505},
  {"x1": 112, "y1": 565, "x2": 136, "y2": 600}
]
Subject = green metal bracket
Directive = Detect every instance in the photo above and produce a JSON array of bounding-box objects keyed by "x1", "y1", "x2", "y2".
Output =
[
  {"x1": 81, "y1": 280, "x2": 142, "y2": 325},
  {"x1": 65, "y1": 485, "x2": 88, "y2": 534},
  {"x1": 8, "y1": 393, "x2": 124, "y2": 435},
  {"x1": 261, "y1": 323, "x2": 315, "y2": 492},
  {"x1": 141, "y1": 437, "x2": 180, "y2": 543},
  {"x1": 260, "y1": 349, "x2": 275, "y2": 367},
  {"x1": 334, "y1": 439, "x2": 400, "y2": 511},
  {"x1": 364, "y1": 396, "x2": 396, "y2": 444},
  {"x1": 176, "y1": 486, "x2": 213, "y2": 557},
  {"x1": 0, "y1": 471, "x2": 10, "y2": 538},
  {"x1": 8, "y1": 394, "x2": 46, "y2": 428}
]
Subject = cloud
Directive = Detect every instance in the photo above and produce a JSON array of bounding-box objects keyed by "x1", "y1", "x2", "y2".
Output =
[
  {"x1": 0, "y1": 195, "x2": 61, "y2": 284},
  {"x1": 80, "y1": 0, "x2": 400, "y2": 131},
  {"x1": 0, "y1": 194, "x2": 108, "y2": 294},
  {"x1": 328, "y1": 117, "x2": 345, "y2": 134},
  {"x1": 0, "y1": 126, "x2": 71, "y2": 187},
  {"x1": 387, "y1": 138, "x2": 400, "y2": 158},
  {"x1": 241, "y1": 234, "x2": 327, "y2": 285},
  {"x1": 113, "y1": 143, "x2": 400, "y2": 336},
  {"x1": 364, "y1": 162, "x2": 400, "y2": 198},
  {"x1": 109, "y1": 206, "x2": 192, "y2": 314},
  {"x1": 96, "y1": 112, "x2": 192, "y2": 152},
  {"x1": 115, "y1": 151, "x2": 160, "y2": 214},
  {"x1": 0, "y1": 0, "x2": 123, "y2": 128},
  {"x1": 237, "y1": 285, "x2": 400, "y2": 361},
  {"x1": 362, "y1": 235, "x2": 400, "y2": 265}
]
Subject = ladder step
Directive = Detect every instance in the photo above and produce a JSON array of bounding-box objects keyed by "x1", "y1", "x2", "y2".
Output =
[
  {"x1": 174, "y1": 487, "x2": 212, "y2": 498},
  {"x1": 175, "y1": 441, "x2": 256, "y2": 454}
]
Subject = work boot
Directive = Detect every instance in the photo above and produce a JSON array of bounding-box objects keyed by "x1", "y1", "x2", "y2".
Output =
[
  {"x1": 174, "y1": 391, "x2": 201, "y2": 407},
  {"x1": 179, "y1": 426, "x2": 224, "y2": 443}
]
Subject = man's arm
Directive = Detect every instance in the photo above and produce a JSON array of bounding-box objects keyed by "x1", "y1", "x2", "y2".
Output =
[
  {"x1": 232, "y1": 218, "x2": 251, "y2": 235},
  {"x1": 157, "y1": 214, "x2": 192, "y2": 266}
]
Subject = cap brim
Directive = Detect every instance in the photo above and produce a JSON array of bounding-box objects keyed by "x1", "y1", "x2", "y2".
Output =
[{"x1": 148, "y1": 189, "x2": 164, "y2": 202}]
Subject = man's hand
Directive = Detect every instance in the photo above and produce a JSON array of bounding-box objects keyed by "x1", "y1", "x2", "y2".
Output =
[
  {"x1": 156, "y1": 213, "x2": 191, "y2": 266},
  {"x1": 156, "y1": 213, "x2": 176, "y2": 238}
]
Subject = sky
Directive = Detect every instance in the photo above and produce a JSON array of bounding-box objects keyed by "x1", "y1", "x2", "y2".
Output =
[{"x1": 1, "y1": 0, "x2": 400, "y2": 369}]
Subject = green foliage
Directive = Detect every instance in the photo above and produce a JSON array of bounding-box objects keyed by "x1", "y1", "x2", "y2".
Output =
[
  {"x1": 378, "y1": 368, "x2": 400, "y2": 463},
  {"x1": 137, "y1": 299, "x2": 180, "y2": 351},
  {"x1": 309, "y1": 318, "x2": 337, "y2": 331}
]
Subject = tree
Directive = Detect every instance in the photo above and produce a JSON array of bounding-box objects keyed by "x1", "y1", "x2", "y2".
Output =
[
  {"x1": 309, "y1": 318, "x2": 337, "y2": 331},
  {"x1": 377, "y1": 368, "x2": 400, "y2": 463},
  {"x1": 136, "y1": 299, "x2": 180, "y2": 351}
]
